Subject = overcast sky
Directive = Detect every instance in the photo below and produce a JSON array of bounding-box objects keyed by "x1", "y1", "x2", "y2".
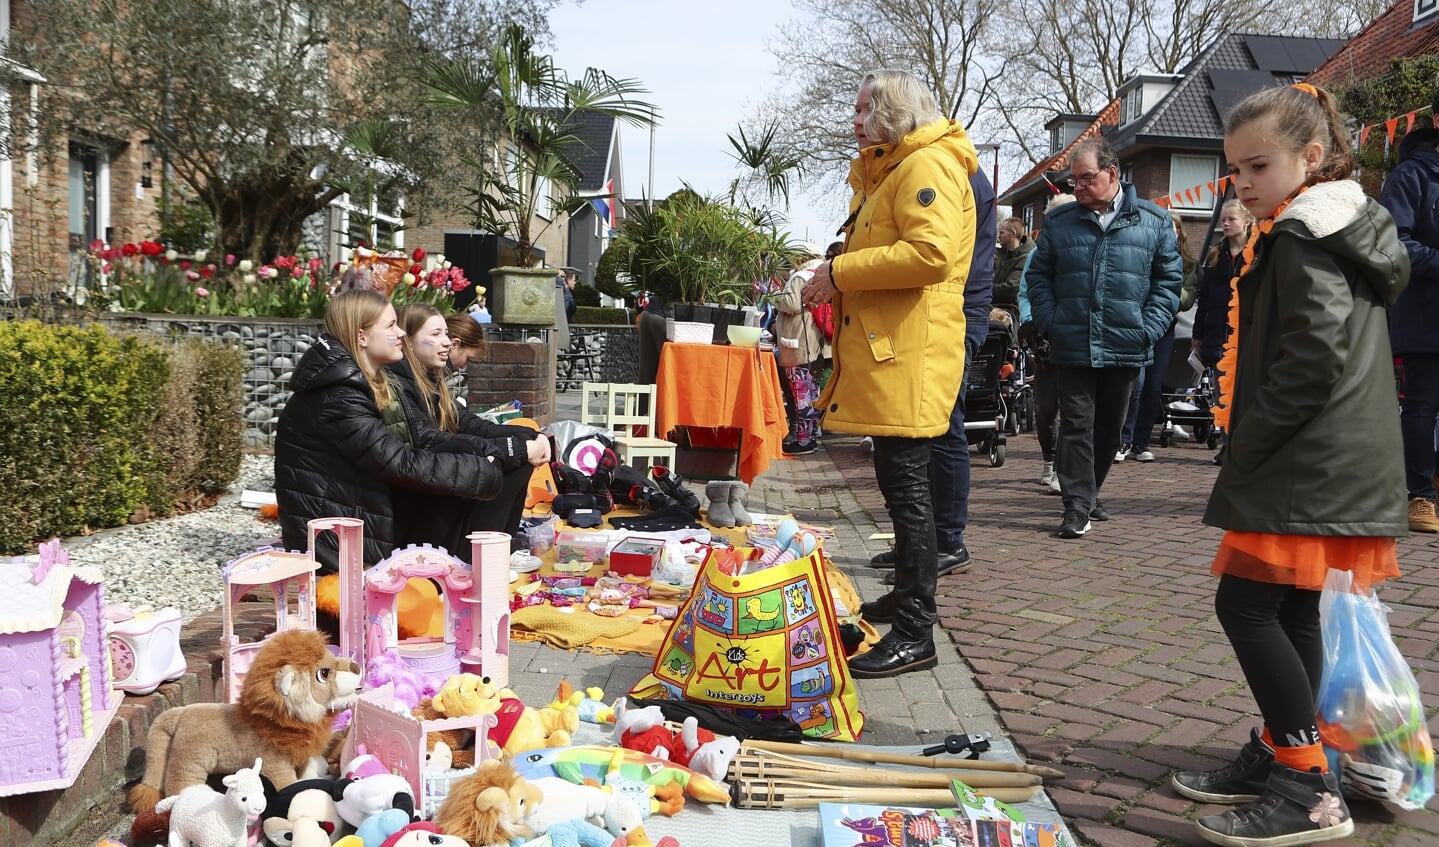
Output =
[{"x1": 548, "y1": 0, "x2": 843, "y2": 244}]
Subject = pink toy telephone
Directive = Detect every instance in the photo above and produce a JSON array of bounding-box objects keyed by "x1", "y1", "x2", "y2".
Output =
[{"x1": 105, "y1": 605, "x2": 186, "y2": 695}]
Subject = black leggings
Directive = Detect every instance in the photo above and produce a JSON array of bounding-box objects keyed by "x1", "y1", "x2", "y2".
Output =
[{"x1": 1215, "y1": 574, "x2": 1323, "y2": 747}]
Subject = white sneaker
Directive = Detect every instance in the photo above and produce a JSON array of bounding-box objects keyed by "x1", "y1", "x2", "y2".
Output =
[
  {"x1": 1039, "y1": 461, "x2": 1056, "y2": 486},
  {"x1": 1134, "y1": 450, "x2": 1155, "y2": 462},
  {"x1": 1171, "y1": 425, "x2": 1192, "y2": 442},
  {"x1": 1047, "y1": 476, "x2": 1062, "y2": 495},
  {"x1": 860, "y1": 436, "x2": 874, "y2": 454},
  {"x1": 1114, "y1": 444, "x2": 1131, "y2": 463}
]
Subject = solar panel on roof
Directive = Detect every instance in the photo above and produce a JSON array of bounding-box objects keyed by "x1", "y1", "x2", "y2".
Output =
[
  {"x1": 1246, "y1": 36, "x2": 1296, "y2": 72},
  {"x1": 1208, "y1": 69, "x2": 1277, "y2": 91},
  {"x1": 1209, "y1": 90, "x2": 1248, "y2": 121}
]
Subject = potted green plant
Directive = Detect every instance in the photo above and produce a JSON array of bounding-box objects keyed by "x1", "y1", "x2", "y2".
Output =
[
  {"x1": 423, "y1": 24, "x2": 657, "y2": 324},
  {"x1": 613, "y1": 190, "x2": 795, "y2": 341}
]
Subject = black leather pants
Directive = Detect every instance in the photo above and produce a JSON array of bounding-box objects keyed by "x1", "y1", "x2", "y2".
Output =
[{"x1": 872, "y1": 435, "x2": 937, "y2": 641}]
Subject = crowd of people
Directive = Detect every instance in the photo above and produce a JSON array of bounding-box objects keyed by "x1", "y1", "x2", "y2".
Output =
[{"x1": 800, "y1": 69, "x2": 1416, "y2": 847}]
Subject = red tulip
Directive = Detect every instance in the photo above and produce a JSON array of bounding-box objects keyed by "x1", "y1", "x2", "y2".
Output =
[{"x1": 411, "y1": 248, "x2": 426, "y2": 263}]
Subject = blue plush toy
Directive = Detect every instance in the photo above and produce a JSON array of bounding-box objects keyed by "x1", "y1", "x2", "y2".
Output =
[{"x1": 538, "y1": 819, "x2": 616, "y2": 847}]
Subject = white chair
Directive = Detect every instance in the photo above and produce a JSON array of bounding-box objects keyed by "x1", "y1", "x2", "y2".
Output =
[{"x1": 580, "y1": 382, "x2": 677, "y2": 473}]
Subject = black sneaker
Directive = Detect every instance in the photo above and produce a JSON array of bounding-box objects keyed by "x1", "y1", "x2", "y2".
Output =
[
  {"x1": 782, "y1": 436, "x2": 818, "y2": 455},
  {"x1": 870, "y1": 549, "x2": 896, "y2": 569},
  {"x1": 1090, "y1": 500, "x2": 1110, "y2": 522},
  {"x1": 1173, "y1": 729, "x2": 1273, "y2": 804},
  {"x1": 1057, "y1": 509, "x2": 1091, "y2": 538},
  {"x1": 1195, "y1": 763, "x2": 1351, "y2": 847}
]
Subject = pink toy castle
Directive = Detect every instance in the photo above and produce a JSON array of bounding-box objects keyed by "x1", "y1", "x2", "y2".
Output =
[
  {"x1": 0, "y1": 539, "x2": 122, "y2": 796},
  {"x1": 364, "y1": 531, "x2": 512, "y2": 688}
]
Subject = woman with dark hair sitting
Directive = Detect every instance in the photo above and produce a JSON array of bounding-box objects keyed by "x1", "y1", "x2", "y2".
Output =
[{"x1": 385, "y1": 304, "x2": 551, "y2": 557}]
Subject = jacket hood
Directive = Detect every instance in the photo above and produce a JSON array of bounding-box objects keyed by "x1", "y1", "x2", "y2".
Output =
[
  {"x1": 1277, "y1": 180, "x2": 1407, "y2": 305},
  {"x1": 291, "y1": 333, "x2": 369, "y2": 394},
  {"x1": 1397, "y1": 126, "x2": 1439, "y2": 164},
  {"x1": 847, "y1": 119, "x2": 979, "y2": 191}
]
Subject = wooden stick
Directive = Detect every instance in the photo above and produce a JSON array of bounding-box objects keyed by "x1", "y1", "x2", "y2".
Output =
[
  {"x1": 732, "y1": 778, "x2": 1043, "y2": 810},
  {"x1": 740, "y1": 739, "x2": 1065, "y2": 779},
  {"x1": 728, "y1": 753, "x2": 1040, "y2": 788}
]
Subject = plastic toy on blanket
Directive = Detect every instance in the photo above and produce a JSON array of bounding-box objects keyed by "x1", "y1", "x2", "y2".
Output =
[{"x1": 739, "y1": 517, "x2": 818, "y2": 574}]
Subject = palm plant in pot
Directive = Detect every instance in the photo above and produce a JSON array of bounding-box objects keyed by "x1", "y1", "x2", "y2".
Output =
[
  {"x1": 612, "y1": 189, "x2": 795, "y2": 342},
  {"x1": 422, "y1": 24, "x2": 657, "y2": 324}
]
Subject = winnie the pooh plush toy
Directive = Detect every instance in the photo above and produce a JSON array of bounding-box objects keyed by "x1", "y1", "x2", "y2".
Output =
[{"x1": 432, "y1": 674, "x2": 577, "y2": 759}]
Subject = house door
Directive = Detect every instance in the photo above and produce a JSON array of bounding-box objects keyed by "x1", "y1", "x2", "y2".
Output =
[{"x1": 68, "y1": 142, "x2": 99, "y2": 290}]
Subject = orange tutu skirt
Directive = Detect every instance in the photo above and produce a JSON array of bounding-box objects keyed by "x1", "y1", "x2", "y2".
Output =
[{"x1": 1212, "y1": 531, "x2": 1400, "y2": 592}]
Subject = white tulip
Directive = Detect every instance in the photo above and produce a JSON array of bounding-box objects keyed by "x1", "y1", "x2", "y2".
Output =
[{"x1": 238, "y1": 259, "x2": 253, "y2": 273}]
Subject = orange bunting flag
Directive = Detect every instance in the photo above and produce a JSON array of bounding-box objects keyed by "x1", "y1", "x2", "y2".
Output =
[
  {"x1": 1360, "y1": 125, "x2": 1372, "y2": 147},
  {"x1": 1186, "y1": 188, "x2": 1197, "y2": 205},
  {"x1": 1407, "y1": 111, "x2": 1417, "y2": 133},
  {"x1": 1155, "y1": 195, "x2": 1170, "y2": 207},
  {"x1": 1386, "y1": 117, "x2": 1400, "y2": 143},
  {"x1": 1206, "y1": 181, "x2": 1216, "y2": 196}
]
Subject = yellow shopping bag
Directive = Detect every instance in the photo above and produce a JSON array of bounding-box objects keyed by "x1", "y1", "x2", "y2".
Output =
[{"x1": 631, "y1": 548, "x2": 865, "y2": 741}]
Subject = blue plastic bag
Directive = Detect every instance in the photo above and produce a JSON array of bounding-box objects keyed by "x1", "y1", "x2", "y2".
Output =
[{"x1": 1317, "y1": 569, "x2": 1435, "y2": 810}]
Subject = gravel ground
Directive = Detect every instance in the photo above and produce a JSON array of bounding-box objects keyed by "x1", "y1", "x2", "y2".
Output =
[{"x1": 65, "y1": 453, "x2": 281, "y2": 622}]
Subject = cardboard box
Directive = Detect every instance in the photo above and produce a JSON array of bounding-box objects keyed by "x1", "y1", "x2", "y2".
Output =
[{"x1": 609, "y1": 537, "x2": 666, "y2": 578}]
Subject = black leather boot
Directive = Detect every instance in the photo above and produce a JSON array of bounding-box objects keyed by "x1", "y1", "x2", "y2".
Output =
[
  {"x1": 859, "y1": 592, "x2": 897, "y2": 624},
  {"x1": 630, "y1": 484, "x2": 679, "y2": 513},
  {"x1": 848, "y1": 631, "x2": 937, "y2": 678}
]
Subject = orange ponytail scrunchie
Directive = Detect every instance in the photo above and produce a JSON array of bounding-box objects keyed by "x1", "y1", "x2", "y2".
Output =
[{"x1": 1291, "y1": 82, "x2": 1319, "y2": 99}]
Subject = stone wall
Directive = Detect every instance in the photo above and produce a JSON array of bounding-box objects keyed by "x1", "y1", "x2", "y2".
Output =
[{"x1": 464, "y1": 333, "x2": 556, "y2": 425}]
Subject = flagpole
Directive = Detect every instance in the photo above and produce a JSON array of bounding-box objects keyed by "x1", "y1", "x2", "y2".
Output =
[{"x1": 648, "y1": 122, "x2": 656, "y2": 212}]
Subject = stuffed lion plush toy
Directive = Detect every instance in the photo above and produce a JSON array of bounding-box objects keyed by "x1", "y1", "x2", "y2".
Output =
[
  {"x1": 128, "y1": 629, "x2": 361, "y2": 813},
  {"x1": 434, "y1": 759, "x2": 542, "y2": 847}
]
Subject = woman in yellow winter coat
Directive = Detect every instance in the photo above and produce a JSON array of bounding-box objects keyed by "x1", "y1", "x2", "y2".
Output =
[{"x1": 802, "y1": 68, "x2": 978, "y2": 678}]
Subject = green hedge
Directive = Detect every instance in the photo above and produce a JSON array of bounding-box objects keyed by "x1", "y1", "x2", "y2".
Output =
[
  {"x1": 572, "y1": 306, "x2": 632, "y2": 325},
  {"x1": 0, "y1": 321, "x2": 244, "y2": 552}
]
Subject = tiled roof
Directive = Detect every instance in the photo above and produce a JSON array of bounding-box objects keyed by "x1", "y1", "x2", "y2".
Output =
[
  {"x1": 1108, "y1": 33, "x2": 1344, "y2": 148},
  {"x1": 999, "y1": 32, "x2": 1342, "y2": 201},
  {"x1": 1308, "y1": 2, "x2": 1439, "y2": 86},
  {"x1": 559, "y1": 110, "x2": 617, "y2": 192},
  {"x1": 1000, "y1": 99, "x2": 1120, "y2": 201}
]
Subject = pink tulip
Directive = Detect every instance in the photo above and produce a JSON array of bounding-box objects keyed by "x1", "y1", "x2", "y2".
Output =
[
  {"x1": 195, "y1": 287, "x2": 210, "y2": 298},
  {"x1": 186, "y1": 270, "x2": 200, "y2": 281},
  {"x1": 225, "y1": 253, "x2": 236, "y2": 265}
]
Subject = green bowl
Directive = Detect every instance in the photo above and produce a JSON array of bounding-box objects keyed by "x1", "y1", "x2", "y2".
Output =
[{"x1": 727, "y1": 325, "x2": 762, "y2": 347}]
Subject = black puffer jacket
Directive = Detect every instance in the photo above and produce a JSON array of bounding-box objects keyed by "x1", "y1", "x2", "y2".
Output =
[
  {"x1": 385, "y1": 359, "x2": 532, "y2": 472},
  {"x1": 275, "y1": 334, "x2": 503, "y2": 570}
]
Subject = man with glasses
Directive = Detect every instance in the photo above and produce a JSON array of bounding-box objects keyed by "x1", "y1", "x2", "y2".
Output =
[{"x1": 1025, "y1": 138, "x2": 1182, "y2": 538}]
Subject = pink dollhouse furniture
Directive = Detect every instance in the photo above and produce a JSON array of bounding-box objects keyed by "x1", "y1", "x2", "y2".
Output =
[
  {"x1": 362, "y1": 531, "x2": 512, "y2": 689},
  {"x1": 0, "y1": 539, "x2": 122, "y2": 797},
  {"x1": 221, "y1": 517, "x2": 365, "y2": 702},
  {"x1": 339, "y1": 682, "x2": 500, "y2": 818}
]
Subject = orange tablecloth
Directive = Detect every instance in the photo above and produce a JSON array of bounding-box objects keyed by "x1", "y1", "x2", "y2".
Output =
[{"x1": 654, "y1": 343, "x2": 788, "y2": 483}]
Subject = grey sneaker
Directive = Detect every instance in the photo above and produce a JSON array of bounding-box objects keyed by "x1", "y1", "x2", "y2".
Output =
[{"x1": 1039, "y1": 461, "x2": 1056, "y2": 486}]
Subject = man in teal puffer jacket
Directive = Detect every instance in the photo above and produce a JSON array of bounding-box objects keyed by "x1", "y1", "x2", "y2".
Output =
[{"x1": 1026, "y1": 138, "x2": 1182, "y2": 539}]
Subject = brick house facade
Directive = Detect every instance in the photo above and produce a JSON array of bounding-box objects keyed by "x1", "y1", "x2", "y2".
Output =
[{"x1": 1000, "y1": 33, "x2": 1345, "y2": 256}]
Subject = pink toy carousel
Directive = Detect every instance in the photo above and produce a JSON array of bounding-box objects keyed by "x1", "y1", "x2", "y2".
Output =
[{"x1": 220, "y1": 517, "x2": 366, "y2": 702}]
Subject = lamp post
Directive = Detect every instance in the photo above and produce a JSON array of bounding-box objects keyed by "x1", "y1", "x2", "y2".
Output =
[{"x1": 974, "y1": 143, "x2": 1001, "y2": 216}]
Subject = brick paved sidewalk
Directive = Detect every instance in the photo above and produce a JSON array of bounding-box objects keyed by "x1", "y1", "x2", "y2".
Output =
[{"x1": 827, "y1": 429, "x2": 1439, "y2": 847}]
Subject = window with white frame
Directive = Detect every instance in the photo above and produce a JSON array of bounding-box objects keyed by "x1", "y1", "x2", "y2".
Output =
[
  {"x1": 1121, "y1": 86, "x2": 1143, "y2": 125},
  {"x1": 1022, "y1": 203, "x2": 1034, "y2": 232},
  {"x1": 1049, "y1": 125, "x2": 1061, "y2": 155},
  {"x1": 333, "y1": 180, "x2": 404, "y2": 260},
  {"x1": 1169, "y1": 154, "x2": 1219, "y2": 210}
]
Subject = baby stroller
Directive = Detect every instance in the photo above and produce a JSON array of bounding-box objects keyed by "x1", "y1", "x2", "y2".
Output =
[
  {"x1": 963, "y1": 318, "x2": 1014, "y2": 467},
  {"x1": 1158, "y1": 345, "x2": 1221, "y2": 449}
]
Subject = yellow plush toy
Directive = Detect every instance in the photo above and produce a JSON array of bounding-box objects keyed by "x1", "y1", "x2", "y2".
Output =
[
  {"x1": 550, "y1": 680, "x2": 615, "y2": 724},
  {"x1": 432, "y1": 674, "x2": 578, "y2": 759}
]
